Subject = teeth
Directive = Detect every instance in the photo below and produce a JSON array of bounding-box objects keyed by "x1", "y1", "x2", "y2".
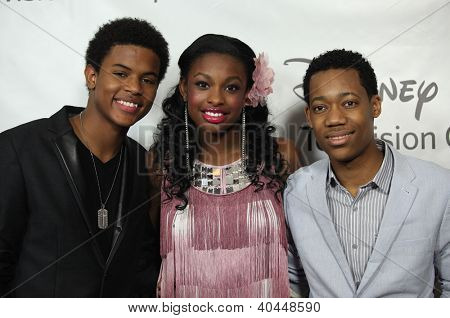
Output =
[
  {"x1": 329, "y1": 134, "x2": 350, "y2": 140},
  {"x1": 205, "y1": 111, "x2": 223, "y2": 117},
  {"x1": 117, "y1": 100, "x2": 138, "y2": 108}
]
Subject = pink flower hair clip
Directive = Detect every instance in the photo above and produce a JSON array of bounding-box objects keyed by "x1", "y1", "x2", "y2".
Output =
[{"x1": 246, "y1": 53, "x2": 275, "y2": 107}]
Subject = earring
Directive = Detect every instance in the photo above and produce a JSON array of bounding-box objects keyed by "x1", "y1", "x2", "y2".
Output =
[
  {"x1": 241, "y1": 107, "x2": 246, "y2": 170},
  {"x1": 184, "y1": 101, "x2": 191, "y2": 175}
]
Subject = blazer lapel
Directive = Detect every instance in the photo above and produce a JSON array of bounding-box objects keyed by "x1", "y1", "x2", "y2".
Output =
[
  {"x1": 307, "y1": 160, "x2": 356, "y2": 292},
  {"x1": 105, "y1": 141, "x2": 130, "y2": 270},
  {"x1": 50, "y1": 107, "x2": 106, "y2": 268},
  {"x1": 357, "y1": 147, "x2": 418, "y2": 295}
]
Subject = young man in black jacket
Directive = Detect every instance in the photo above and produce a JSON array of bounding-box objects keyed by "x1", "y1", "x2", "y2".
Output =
[{"x1": 0, "y1": 17, "x2": 169, "y2": 297}]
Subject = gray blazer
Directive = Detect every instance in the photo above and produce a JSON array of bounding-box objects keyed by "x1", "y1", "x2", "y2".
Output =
[{"x1": 284, "y1": 144, "x2": 450, "y2": 297}]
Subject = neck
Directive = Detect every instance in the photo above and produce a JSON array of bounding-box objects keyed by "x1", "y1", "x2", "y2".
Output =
[
  {"x1": 70, "y1": 105, "x2": 127, "y2": 163},
  {"x1": 198, "y1": 126, "x2": 241, "y2": 166},
  {"x1": 330, "y1": 141, "x2": 384, "y2": 197}
]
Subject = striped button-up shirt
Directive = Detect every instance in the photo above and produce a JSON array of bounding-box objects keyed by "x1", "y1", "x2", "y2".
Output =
[{"x1": 326, "y1": 141, "x2": 394, "y2": 286}]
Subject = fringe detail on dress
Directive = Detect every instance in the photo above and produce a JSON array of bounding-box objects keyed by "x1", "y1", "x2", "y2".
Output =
[{"x1": 159, "y1": 181, "x2": 289, "y2": 298}]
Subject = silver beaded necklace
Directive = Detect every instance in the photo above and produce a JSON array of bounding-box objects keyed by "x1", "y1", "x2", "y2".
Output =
[{"x1": 79, "y1": 111, "x2": 123, "y2": 230}]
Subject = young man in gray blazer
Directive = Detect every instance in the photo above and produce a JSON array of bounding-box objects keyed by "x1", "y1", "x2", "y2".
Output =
[{"x1": 284, "y1": 49, "x2": 450, "y2": 297}]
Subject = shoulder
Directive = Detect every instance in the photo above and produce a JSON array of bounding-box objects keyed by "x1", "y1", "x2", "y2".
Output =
[
  {"x1": 1, "y1": 118, "x2": 48, "y2": 138},
  {"x1": 0, "y1": 106, "x2": 77, "y2": 145},
  {"x1": 396, "y1": 150, "x2": 450, "y2": 185},
  {"x1": 287, "y1": 159, "x2": 327, "y2": 182},
  {"x1": 126, "y1": 137, "x2": 152, "y2": 175},
  {"x1": 285, "y1": 158, "x2": 328, "y2": 193},
  {"x1": 0, "y1": 119, "x2": 54, "y2": 169},
  {"x1": 0, "y1": 118, "x2": 50, "y2": 150},
  {"x1": 275, "y1": 137, "x2": 301, "y2": 174},
  {"x1": 125, "y1": 136, "x2": 147, "y2": 154},
  {"x1": 146, "y1": 146, "x2": 160, "y2": 173},
  {"x1": 125, "y1": 137, "x2": 150, "y2": 182},
  {"x1": 146, "y1": 146, "x2": 163, "y2": 190}
]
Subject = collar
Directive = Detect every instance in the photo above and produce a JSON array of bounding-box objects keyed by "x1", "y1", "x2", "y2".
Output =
[
  {"x1": 327, "y1": 140, "x2": 394, "y2": 194},
  {"x1": 48, "y1": 105, "x2": 85, "y2": 135}
]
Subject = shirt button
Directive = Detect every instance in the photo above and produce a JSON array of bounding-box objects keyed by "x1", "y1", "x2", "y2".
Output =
[
  {"x1": 352, "y1": 244, "x2": 358, "y2": 249},
  {"x1": 353, "y1": 206, "x2": 357, "y2": 212}
]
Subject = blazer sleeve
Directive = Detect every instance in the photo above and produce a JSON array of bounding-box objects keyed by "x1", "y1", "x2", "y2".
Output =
[
  {"x1": 436, "y1": 196, "x2": 450, "y2": 297},
  {"x1": 131, "y1": 212, "x2": 161, "y2": 298},
  {"x1": 0, "y1": 132, "x2": 29, "y2": 297},
  {"x1": 287, "y1": 227, "x2": 310, "y2": 297},
  {"x1": 129, "y1": 157, "x2": 161, "y2": 298},
  {"x1": 284, "y1": 175, "x2": 310, "y2": 297}
]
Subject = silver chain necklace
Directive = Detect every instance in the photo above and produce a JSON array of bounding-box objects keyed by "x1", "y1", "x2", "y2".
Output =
[{"x1": 79, "y1": 111, "x2": 123, "y2": 230}]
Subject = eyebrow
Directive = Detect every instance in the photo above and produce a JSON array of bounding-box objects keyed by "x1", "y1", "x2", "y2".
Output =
[
  {"x1": 193, "y1": 72, "x2": 243, "y2": 83},
  {"x1": 112, "y1": 64, "x2": 159, "y2": 77},
  {"x1": 310, "y1": 92, "x2": 361, "y2": 103}
]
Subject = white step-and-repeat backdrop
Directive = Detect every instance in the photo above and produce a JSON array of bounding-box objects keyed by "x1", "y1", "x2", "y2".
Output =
[{"x1": 1, "y1": 0, "x2": 449, "y2": 168}]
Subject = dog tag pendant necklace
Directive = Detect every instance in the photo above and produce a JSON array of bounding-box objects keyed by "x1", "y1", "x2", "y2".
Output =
[{"x1": 79, "y1": 111, "x2": 123, "y2": 229}]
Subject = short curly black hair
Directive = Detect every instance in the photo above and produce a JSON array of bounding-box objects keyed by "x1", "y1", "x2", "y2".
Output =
[
  {"x1": 303, "y1": 49, "x2": 378, "y2": 105},
  {"x1": 85, "y1": 17, "x2": 169, "y2": 81}
]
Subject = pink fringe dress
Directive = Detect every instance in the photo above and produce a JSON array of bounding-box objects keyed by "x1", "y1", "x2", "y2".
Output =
[{"x1": 158, "y1": 160, "x2": 289, "y2": 298}]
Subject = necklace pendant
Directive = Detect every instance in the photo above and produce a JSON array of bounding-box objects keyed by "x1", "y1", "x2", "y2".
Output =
[{"x1": 97, "y1": 207, "x2": 108, "y2": 229}]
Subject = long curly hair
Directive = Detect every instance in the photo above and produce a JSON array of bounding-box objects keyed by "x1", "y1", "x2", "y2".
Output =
[{"x1": 153, "y1": 34, "x2": 285, "y2": 209}]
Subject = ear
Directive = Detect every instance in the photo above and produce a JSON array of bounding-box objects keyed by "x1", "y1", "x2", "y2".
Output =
[
  {"x1": 178, "y1": 77, "x2": 188, "y2": 101},
  {"x1": 304, "y1": 105, "x2": 313, "y2": 128},
  {"x1": 371, "y1": 95, "x2": 382, "y2": 118},
  {"x1": 84, "y1": 64, "x2": 98, "y2": 90}
]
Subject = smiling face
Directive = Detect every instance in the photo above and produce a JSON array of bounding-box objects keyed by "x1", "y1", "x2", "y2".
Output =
[
  {"x1": 85, "y1": 44, "x2": 161, "y2": 128},
  {"x1": 179, "y1": 53, "x2": 249, "y2": 135},
  {"x1": 305, "y1": 68, "x2": 381, "y2": 165}
]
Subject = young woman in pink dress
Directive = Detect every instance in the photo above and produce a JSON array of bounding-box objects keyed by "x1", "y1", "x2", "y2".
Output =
[{"x1": 149, "y1": 34, "x2": 300, "y2": 297}]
